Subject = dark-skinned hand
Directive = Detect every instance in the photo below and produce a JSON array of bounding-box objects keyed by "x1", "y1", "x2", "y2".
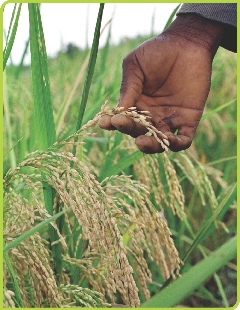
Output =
[{"x1": 99, "y1": 13, "x2": 225, "y2": 153}]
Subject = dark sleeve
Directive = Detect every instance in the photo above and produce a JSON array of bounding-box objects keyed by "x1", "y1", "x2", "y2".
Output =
[{"x1": 177, "y1": 3, "x2": 237, "y2": 52}]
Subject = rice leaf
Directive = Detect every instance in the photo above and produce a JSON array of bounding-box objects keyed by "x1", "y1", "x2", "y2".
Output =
[
  {"x1": 161, "y1": 182, "x2": 236, "y2": 291},
  {"x1": 141, "y1": 236, "x2": 236, "y2": 308},
  {"x1": 163, "y1": 4, "x2": 181, "y2": 30},
  {"x1": 4, "y1": 4, "x2": 17, "y2": 45},
  {"x1": 28, "y1": 3, "x2": 62, "y2": 280},
  {"x1": 71, "y1": 4, "x2": 104, "y2": 160},
  {"x1": 74, "y1": 3, "x2": 104, "y2": 140},
  {"x1": 201, "y1": 99, "x2": 236, "y2": 121},
  {"x1": 92, "y1": 15, "x2": 114, "y2": 104},
  {"x1": 3, "y1": 3, "x2": 22, "y2": 70},
  {"x1": 182, "y1": 183, "x2": 236, "y2": 263},
  {"x1": 28, "y1": 3, "x2": 56, "y2": 151}
]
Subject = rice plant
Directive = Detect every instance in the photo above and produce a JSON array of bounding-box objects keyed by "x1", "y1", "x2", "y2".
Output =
[{"x1": 3, "y1": 3, "x2": 237, "y2": 308}]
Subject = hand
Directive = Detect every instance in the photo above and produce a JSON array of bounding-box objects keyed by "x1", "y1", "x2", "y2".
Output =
[{"x1": 99, "y1": 14, "x2": 224, "y2": 153}]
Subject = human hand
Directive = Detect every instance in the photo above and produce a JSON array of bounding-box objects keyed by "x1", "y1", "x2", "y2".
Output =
[{"x1": 99, "y1": 14, "x2": 224, "y2": 153}]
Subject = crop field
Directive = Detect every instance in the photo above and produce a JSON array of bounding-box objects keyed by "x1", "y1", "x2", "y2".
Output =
[{"x1": 3, "y1": 3, "x2": 237, "y2": 308}]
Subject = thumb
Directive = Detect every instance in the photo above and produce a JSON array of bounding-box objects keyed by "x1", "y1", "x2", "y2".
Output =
[{"x1": 118, "y1": 51, "x2": 144, "y2": 109}]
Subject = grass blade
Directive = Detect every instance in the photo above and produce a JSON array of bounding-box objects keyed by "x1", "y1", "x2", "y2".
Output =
[
  {"x1": 73, "y1": 3, "x2": 104, "y2": 157},
  {"x1": 161, "y1": 182, "x2": 236, "y2": 291},
  {"x1": 182, "y1": 183, "x2": 236, "y2": 263},
  {"x1": 28, "y1": 4, "x2": 63, "y2": 280},
  {"x1": 142, "y1": 236, "x2": 236, "y2": 308},
  {"x1": 4, "y1": 4, "x2": 17, "y2": 45},
  {"x1": 3, "y1": 3, "x2": 22, "y2": 70},
  {"x1": 28, "y1": 3, "x2": 56, "y2": 151},
  {"x1": 75, "y1": 3, "x2": 104, "y2": 132},
  {"x1": 163, "y1": 4, "x2": 181, "y2": 30},
  {"x1": 201, "y1": 99, "x2": 236, "y2": 121}
]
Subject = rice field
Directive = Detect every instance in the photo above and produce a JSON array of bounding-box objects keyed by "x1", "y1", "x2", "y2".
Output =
[{"x1": 3, "y1": 3, "x2": 237, "y2": 308}]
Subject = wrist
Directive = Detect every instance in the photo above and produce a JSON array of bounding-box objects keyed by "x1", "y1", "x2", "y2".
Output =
[{"x1": 162, "y1": 14, "x2": 225, "y2": 57}]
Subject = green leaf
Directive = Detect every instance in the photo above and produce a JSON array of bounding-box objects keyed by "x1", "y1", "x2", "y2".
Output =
[
  {"x1": 163, "y1": 4, "x2": 181, "y2": 30},
  {"x1": 142, "y1": 236, "x2": 236, "y2": 308},
  {"x1": 28, "y1": 3, "x2": 56, "y2": 151},
  {"x1": 201, "y1": 99, "x2": 236, "y2": 122},
  {"x1": 3, "y1": 3, "x2": 22, "y2": 70},
  {"x1": 73, "y1": 3, "x2": 105, "y2": 157},
  {"x1": 182, "y1": 183, "x2": 236, "y2": 263},
  {"x1": 28, "y1": 3, "x2": 62, "y2": 280}
]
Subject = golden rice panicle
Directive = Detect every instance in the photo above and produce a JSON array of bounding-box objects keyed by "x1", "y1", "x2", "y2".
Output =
[
  {"x1": 174, "y1": 151, "x2": 218, "y2": 209},
  {"x1": 161, "y1": 152, "x2": 186, "y2": 219},
  {"x1": 62, "y1": 163, "x2": 140, "y2": 306},
  {"x1": 133, "y1": 154, "x2": 169, "y2": 212},
  {"x1": 4, "y1": 155, "x2": 66, "y2": 307},
  {"x1": 102, "y1": 175, "x2": 183, "y2": 300},
  {"x1": 6, "y1": 150, "x2": 141, "y2": 307},
  {"x1": 9, "y1": 235, "x2": 63, "y2": 307},
  {"x1": 136, "y1": 265, "x2": 151, "y2": 300}
]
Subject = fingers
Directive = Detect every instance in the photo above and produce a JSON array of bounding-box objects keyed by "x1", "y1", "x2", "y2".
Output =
[
  {"x1": 98, "y1": 114, "x2": 148, "y2": 138},
  {"x1": 165, "y1": 125, "x2": 194, "y2": 152},
  {"x1": 98, "y1": 114, "x2": 195, "y2": 153},
  {"x1": 135, "y1": 126, "x2": 195, "y2": 153},
  {"x1": 111, "y1": 115, "x2": 147, "y2": 138},
  {"x1": 166, "y1": 132, "x2": 192, "y2": 152},
  {"x1": 98, "y1": 115, "x2": 116, "y2": 130},
  {"x1": 136, "y1": 135, "x2": 165, "y2": 154}
]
